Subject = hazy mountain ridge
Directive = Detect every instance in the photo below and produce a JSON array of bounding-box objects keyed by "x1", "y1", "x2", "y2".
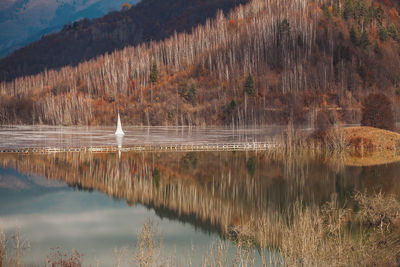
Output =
[{"x1": 0, "y1": 0, "x2": 139, "y2": 59}]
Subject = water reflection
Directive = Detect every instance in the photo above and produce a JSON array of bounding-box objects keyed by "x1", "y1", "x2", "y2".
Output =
[{"x1": 1, "y1": 151, "x2": 399, "y2": 239}]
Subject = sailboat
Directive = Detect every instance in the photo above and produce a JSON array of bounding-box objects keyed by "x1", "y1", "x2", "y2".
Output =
[{"x1": 115, "y1": 113, "x2": 125, "y2": 136}]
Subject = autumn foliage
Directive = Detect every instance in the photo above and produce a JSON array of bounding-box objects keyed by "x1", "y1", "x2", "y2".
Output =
[{"x1": 361, "y1": 93, "x2": 395, "y2": 130}]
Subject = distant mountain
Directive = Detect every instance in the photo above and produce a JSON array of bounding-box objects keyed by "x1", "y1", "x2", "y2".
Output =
[
  {"x1": 0, "y1": 0, "x2": 249, "y2": 82},
  {"x1": 0, "y1": 0, "x2": 139, "y2": 59}
]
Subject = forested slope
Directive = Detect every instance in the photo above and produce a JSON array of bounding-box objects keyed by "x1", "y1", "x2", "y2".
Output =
[
  {"x1": 0, "y1": 0, "x2": 399, "y2": 127},
  {"x1": 0, "y1": 0, "x2": 248, "y2": 81}
]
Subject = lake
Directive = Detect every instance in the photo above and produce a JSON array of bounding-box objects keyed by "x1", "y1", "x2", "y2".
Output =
[{"x1": 0, "y1": 127, "x2": 399, "y2": 266}]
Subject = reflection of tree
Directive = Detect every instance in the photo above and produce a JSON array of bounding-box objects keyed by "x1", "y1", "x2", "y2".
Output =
[{"x1": 1, "y1": 151, "x2": 399, "y2": 240}]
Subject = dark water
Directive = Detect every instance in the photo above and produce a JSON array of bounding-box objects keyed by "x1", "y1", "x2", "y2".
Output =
[{"x1": 0, "y1": 151, "x2": 399, "y2": 266}]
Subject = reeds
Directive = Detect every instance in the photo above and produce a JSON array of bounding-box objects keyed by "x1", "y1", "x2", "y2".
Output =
[
  {"x1": 0, "y1": 230, "x2": 6, "y2": 266},
  {"x1": 131, "y1": 219, "x2": 163, "y2": 267},
  {"x1": 230, "y1": 192, "x2": 400, "y2": 266}
]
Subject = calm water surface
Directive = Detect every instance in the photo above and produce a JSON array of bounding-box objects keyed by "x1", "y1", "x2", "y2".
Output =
[
  {"x1": 0, "y1": 126, "x2": 283, "y2": 149},
  {"x1": 0, "y1": 127, "x2": 399, "y2": 266}
]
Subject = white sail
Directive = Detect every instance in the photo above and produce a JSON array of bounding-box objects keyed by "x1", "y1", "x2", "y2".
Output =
[{"x1": 115, "y1": 113, "x2": 125, "y2": 136}]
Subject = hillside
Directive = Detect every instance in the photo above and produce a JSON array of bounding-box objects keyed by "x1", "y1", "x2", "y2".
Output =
[
  {"x1": 0, "y1": 0, "x2": 249, "y2": 82},
  {"x1": 0, "y1": 0, "x2": 400, "y2": 127}
]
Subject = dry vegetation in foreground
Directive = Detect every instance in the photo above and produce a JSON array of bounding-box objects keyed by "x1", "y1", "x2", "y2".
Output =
[
  {"x1": 231, "y1": 191, "x2": 400, "y2": 267},
  {"x1": 1, "y1": 192, "x2": 399, "y2": 266}
]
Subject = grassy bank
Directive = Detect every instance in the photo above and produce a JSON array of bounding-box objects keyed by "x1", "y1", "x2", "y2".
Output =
[
  {"x1": 281, "y1": 125, "x2": 400, "y2": 166},
  {"x1": 343, "y1": 127, "x2": 400, "y2": 151}
]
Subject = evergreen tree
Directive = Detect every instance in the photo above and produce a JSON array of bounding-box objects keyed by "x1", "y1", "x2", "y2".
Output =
[
  {"x1": 344, "y1": 0, "x2": 355, "y2": 19},
  {"x1": 150, "y1": 63, "x2": 158, "y2": 85},
  {"x1": 367, "y1": 2, "x2": 376, "y2": 24},
  {"x1": 332, "y1": 2, "x2": 342, "y2": 17},
  {"x1": 378, "y1": 26, "x2": 389, "y2": 42},
  {"x1": 324, "y1": 5, "x2": 332, "y2": 20},
  {"x1": 388, "y1": 23, "x2": 399, "y2": 41},
  {"x1": 244, "y1": 74, "x2": 255, "y2": 96},
  {"x1": 376, "y1": 5, "x2": 384, "y2": 25},
  {"x1": 374, "y1": 40, "x2": 380, "y2": 54},
  {"x1": 350, "y1": 26, "x2": 359, "y2": 45},
  {"x1": 187, "y1": 84, "x2": 197, "y2": 103},
  {"x1": 360, "y1": 30, "x2": 370, "y2": 48},
  {"x1": 355, "y1": 0, "x2": 367, "y2": 22},
  {"x1": 180, "y1": 82, "x2": 197, "y2": 103},
  {"x1": 278, "y1": 18, "x2": 290, "y2": 37}
]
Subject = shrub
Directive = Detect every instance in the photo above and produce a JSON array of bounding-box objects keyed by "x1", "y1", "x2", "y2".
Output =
[
  {"x1": 0, "y1": 231, "x2": 5, "y2": 266},
  {"x1": 378, "y1": 26, "x2": 389, "y2": 41},
  {"x1": 355, "y1": 191, "x2": 400, "y2": 232},
  {"x1": 309, "y1": 109, "x2": 336, "y2": 146},
  {"x1": 244, "y1": 74, "x2": 255, "y2": 96},
  {"x1": 47, "y1": 247, "x2": 83, "y2": 267},
  {"x1": 150, "y1": 63, "x2": 158, "y2": 85},
  {"x1": 388, "y1": 23, "x2": 399, "y2": 41},
  {"x1": 179, "y1": 82, "x2": 197, "y2": 103},
  {"x1": 361, "y1": 93, "x2": 395, "y2": 130}
]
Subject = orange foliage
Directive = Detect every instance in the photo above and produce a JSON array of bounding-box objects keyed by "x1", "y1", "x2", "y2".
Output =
[
  {"x1": 389, "y1": 8, "x2": 400, "y2": 21},
  {"x1": 382, "y1": 0, "x2": 392, "y2": 7},
  {"x1": 121, "y1": 2, "x2": 132, "y2": 10},
  {"x1": 130, "y1": 79, "x2": 137, "y2": 90},
  {"x1": 93, "y1": 98, "x2": 107, "y2": 108},
  {"x1": 228, "y1": 19, "x2": 238, "y2": 30}
]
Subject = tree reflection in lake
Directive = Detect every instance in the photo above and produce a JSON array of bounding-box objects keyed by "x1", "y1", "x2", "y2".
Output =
[
  {"x1": 1, "y1": 151, "x2": 399, "y2": 237},
  {"x1": 0, "y1": 151, "x2": 400, "y2": 265}
]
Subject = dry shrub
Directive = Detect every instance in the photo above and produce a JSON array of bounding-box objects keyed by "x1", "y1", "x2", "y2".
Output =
[
  {"x1": 355, "y1": 191, "x2": 400, "y2": 232},
  {"x1": 0, "y1": 230, "x2": 6, "y2": 266},
  {"x1": 47, "y1": 247, "x2": 83, "y2": 267},
  {"x1": 347, "y1": 136, "x2": 374, "y2": 150},
  {"x1": 325, "y1": 127, "x2": 347, "y2": 151},
  {"x1": 113, "y1": 246, "x2": 128, "y2": 267},
  {"x1": 280, "y1": 197, "x2": 356, "y2": 267},
  {"x1": 131, "y1": 219, "x2": 162, "y2": 267},
  {"x1": 230, "y1": 192, "x2": 400, "y2": 266},
  {"x1": 201, "y1": 241, "x2": 234, "y2": 267}
]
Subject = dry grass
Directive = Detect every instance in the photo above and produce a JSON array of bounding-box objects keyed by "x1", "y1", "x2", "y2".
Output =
[
  {"x1": 355, "y1": 191, "x2": 400, "y2": 232},
  {"x1": 339, "y1": 126, "x2": 400, "y2": 166},
  {"x1": 342, "y1": 126, "x2": 400, "y2": 151},
  {"x1": 0, "y1": 230, "x2": 6, "y2": 266},
  {"x1": 0, "y1": 230, "x2": 30, "y2": 267},
  {"x1": 131, "y1": 219, "x2": 162, "y2": 267},
  {"x1": 297, "y1": 126, "x2": 400, "y2": 166}
]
